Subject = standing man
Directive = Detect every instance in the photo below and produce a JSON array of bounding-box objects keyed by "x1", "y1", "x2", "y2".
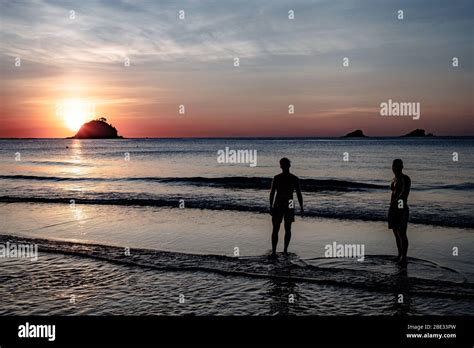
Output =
[
  {"x1": 388, "y1": 159, "x2": 411, "y2": 267},
  {"x1": 269, "y1": 158, "x2": 304, "y2": 258}
]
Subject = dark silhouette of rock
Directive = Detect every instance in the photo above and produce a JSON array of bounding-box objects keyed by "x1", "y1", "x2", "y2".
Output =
[
  {"x1": 403, "y1": 129, "x2": 434, "y2": 137},
  {"x1": 343, "y1": 129, "x2": 366, "y2": 137},
  {"x1": 71, "y1": 118, "x2": 123, "y2": 139}
]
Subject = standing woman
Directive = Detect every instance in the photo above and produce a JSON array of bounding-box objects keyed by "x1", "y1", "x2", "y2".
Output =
[{"x1": 388, "y1": 159, "x2": 411, "y2": 267}]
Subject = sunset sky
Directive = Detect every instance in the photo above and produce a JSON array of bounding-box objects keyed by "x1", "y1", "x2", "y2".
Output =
[{"x1": 0, "y1": 0, "x2": 472, "y2": 138}]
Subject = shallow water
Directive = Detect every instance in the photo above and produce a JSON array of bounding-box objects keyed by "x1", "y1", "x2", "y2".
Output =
[
  {"x1": 0, "y1": 234, "x2": 473, "y2": 316},
  {"x1": 2, "y1": 202, "x2": 473, "y2": 279}
]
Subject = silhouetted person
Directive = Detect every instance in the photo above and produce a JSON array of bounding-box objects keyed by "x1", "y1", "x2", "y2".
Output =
[
  {"x1": 388, "y1": 159, "x2": 411, "y2": 267},
  {"x1": 269, "y1": 158, "x2": 304, "y2": 258}
]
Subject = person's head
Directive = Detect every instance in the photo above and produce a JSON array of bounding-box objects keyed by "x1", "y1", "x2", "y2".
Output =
[
  {"x1": 392, "y1": 159, "x2": 404, "y2": 176},
  {"x1": 280, "y1": 157, "x2": 291, "y2": 172}
]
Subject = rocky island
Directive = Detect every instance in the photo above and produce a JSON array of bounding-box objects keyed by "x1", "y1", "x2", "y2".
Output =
[
  {"x1": 70, "y1": 118, "x2": 123, "y2": 139},
  {"x1": 402, "y1": 129, "x2": 434, "y2": 137},
  {"x1": 343, "y1": 129, "x2": 367, "y2": 137}
]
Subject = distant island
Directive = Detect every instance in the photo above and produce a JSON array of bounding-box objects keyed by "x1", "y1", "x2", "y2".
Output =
[
  {"x1": 343, "y1": 129, "x2": 366, "y2": 137},
  {"x1": 70, "y1": 118, "x2": 123, "y2": 139},
  {"x1": 402, "y1": 129, "x2": 434, "y2": 137},
  {"x1": 341, "y1": 129, "x2": 435, "y2": 138}
]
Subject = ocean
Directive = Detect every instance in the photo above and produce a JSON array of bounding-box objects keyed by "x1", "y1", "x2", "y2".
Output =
[{"x1": 1, "y1": 137, "x2": 473, "y2": 315}]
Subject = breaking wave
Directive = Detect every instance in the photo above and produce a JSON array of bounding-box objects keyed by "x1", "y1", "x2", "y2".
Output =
[{"x1": 0, "y1": 175, "x2": 386, "y2": 192}]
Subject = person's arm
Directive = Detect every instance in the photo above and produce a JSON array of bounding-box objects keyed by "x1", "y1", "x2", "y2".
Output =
[
  {"x1": 400, "y1": 176, "x2": 411, "y2": 202},
  {"x1": 390, "y1": 178, "x2": 398, "y2": 205},
  {"x1": 392, "y1": 176, "x2": 410, "y2": 206},
  {"x1": 269, "y1": 178, "x2": 276, "y2": 213},
  {"x1": 296, "y1": 178, "x2": 304, "y2": 215}
]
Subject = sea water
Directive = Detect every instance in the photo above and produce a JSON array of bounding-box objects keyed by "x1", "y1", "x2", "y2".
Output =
[{"x1": 1, "y1": 138, "x2": 473, "y2": 315}]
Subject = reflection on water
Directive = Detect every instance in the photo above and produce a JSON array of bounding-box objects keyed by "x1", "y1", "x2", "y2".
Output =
[
  {"x1": 391, "y1": 268, "x2": 414, "y2": 315},
  {"x1": 1, "y1": 252, "x2": 472, "y2": 316},
  {"x1": 67, "y1": 139, "x2": 84, "y2": 176},
  {"x1": 267, "y1": 279, "x2": 297, "y2": 315}
]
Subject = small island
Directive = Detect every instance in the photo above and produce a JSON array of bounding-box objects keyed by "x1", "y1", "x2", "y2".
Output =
[
  {"x1": 402, "y1": 129, "x2": 434, "y2": 137},
  {"x1": 70, "y1": 117, "x2": 123, "y2": 139},
  {"x1": 343, "y1": 129, "x2": 366, "y2": 137}
]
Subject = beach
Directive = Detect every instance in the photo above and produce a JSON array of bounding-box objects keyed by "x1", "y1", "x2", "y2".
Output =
[{"x1": 1, "y1": 138, "x2": 473, "y2": 315}]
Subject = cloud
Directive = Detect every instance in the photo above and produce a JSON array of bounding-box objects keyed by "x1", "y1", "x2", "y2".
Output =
[
  {"x1": 1, "y1": 0, "x2": 472, "y2": 136},
  {"x1": 1, "y1": 0, "x2": 472, "y2": 71}
]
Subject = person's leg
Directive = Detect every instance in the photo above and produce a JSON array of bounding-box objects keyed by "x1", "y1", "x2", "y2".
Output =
[
  {"x1": 271, "y1": 217, "x2": 281, "y2": 256},
  {"x1": 392, "y1": 229, "x2": 402, "y2": 260},
  {"x1": 283, "y1": 221, "x2": 292, "y2": 254},
  {"x1": 399, "y1": 229, "x2": 409, "y2": 266}
]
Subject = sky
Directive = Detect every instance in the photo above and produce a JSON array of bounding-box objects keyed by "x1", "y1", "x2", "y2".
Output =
[{"x1": 0, "y1": 0, "x2": 472, "y2": 138}]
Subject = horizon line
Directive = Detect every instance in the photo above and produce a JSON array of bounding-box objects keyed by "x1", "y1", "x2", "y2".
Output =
[{"x1": 1, "y1": 135, "x2": 474, "y2": 140}]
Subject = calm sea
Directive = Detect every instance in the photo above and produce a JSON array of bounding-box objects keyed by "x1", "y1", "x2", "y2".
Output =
[{"x1": 1, "y1": 137, "x2": 473, "y2": 227}]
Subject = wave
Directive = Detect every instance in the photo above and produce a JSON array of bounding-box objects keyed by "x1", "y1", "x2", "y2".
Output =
[
  {"x1": 27, "y1": 160, "x2": 91, "y2": 167},
  {"x1": 0, "y1": 234, "x2": 472, "y2": 300},
  {"x1": 428, "y1": 183, "x2": 474, "y2": 191},
  {"x1": 0, "y1": 175, "x2": 388, "y2": 192},
  {"x1": 3, "y1": 174, "x2": 473, "y2": 192},
  {"x1": 156, "y1": 177, "x2": 387, "y2": 191},
  {"x1": 1, "y1": 195, "x2": 473, "y2": 228}
]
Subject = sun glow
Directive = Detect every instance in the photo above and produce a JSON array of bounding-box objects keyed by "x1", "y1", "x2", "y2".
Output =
[{"x1": 58, "y1": 99, "x2": 95, "y2": 131}]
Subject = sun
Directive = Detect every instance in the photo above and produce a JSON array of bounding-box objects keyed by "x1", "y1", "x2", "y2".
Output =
[{"x1": 59, "y1": 99, "x2": 94, "y2": 131}]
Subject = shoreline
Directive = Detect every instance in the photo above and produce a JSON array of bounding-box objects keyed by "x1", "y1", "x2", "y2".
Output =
[{"x1": 2, "y1": 202, "x2": 473, "y2": 281}]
